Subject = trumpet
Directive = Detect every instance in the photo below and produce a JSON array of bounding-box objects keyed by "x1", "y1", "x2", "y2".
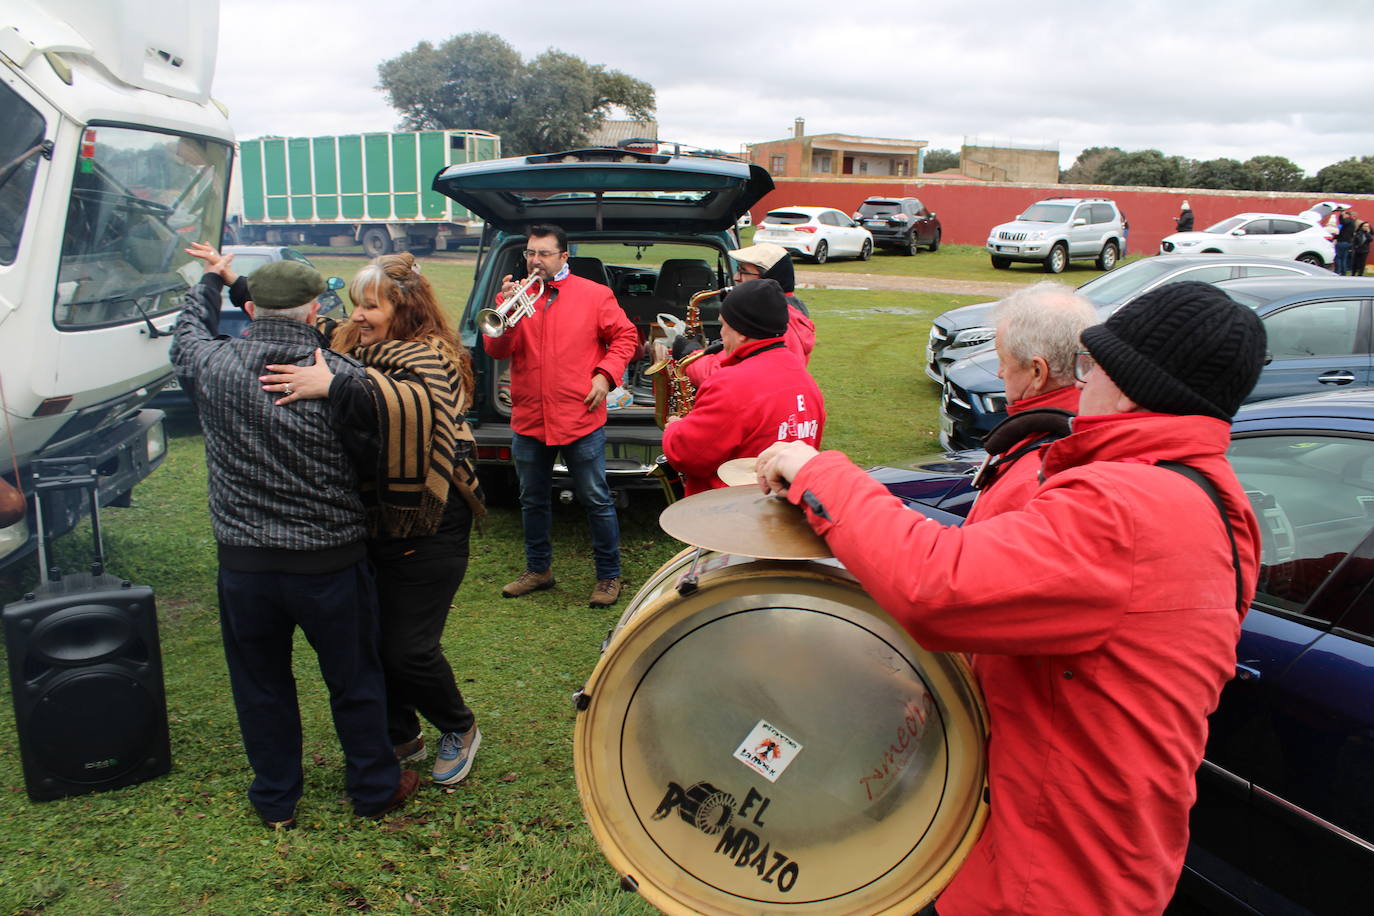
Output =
[{"x1": 477, "y1": 275, "x2": 544, "y2": 337}]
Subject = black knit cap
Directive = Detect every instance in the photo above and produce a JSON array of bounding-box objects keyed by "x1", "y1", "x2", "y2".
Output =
[
  {"x1": 1080, "y1": 281, "x2": 1266, "y2": 420},
  {"x1": 720, "y1": 278, "x2": 789, "y2": 339}
]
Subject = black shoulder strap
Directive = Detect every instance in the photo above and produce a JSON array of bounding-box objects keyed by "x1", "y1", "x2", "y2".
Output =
[
  {"x1": 972, "y1": 407, "x2": 1074, "y2": 491},
  {"x1": 1157, "y1": 461, "x2": 1245, "y2": 614}
]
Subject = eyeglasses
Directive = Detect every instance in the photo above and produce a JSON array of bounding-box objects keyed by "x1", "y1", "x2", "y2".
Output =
[
  {"x1": 1073, "y1": 350, "x2": 1096, "y2": 382},
  {"x1": 734, "y1": 266, "x2": 763, "y2": 279},
  {"x1": 523, "y1": 249, "x2": 562, "y2": 259}
]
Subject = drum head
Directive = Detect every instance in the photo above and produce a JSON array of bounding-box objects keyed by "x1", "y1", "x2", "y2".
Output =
[{"x1": 575, "y1": 556, "x2": 988, "y2": 915}]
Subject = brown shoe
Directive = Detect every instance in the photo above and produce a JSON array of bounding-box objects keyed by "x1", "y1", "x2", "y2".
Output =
[
  {"x1": 358, "y1": 769, "x2": 420, "y2": 819},
  {"x1": 589, "y1": 576, "x2": 622, "y2": 608},
  {"x1": 502, "y1": 568, "x2": 555, "y2": 598},
  {"x1": 394, "y1": 733, "x2": 426, "y2": 763}
]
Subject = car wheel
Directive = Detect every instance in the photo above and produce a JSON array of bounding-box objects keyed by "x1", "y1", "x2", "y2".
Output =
[
  {"x1": 813, "y1": 240, "x2": 829, "y2": 264},
  {"x1": 361, "y1": 227, "x2": 392, "y2": 257},
  {"x1": 859, "y1": 239, "x2": 872, "y2": 261},
  {"x1": 991, "y1": 256, "x2": 1011, "y2": 269},
  {"x1": 905, "y1": 233, "x2": 919, "y2": 256},
  {"x1": 1043, "y1": 243, "x2": 1067, "y2": 274},
  {"x1": 1296, "y1": 252, "x2": 1326, "y2": 267},
  {"x1": 928, "y1": 230, "x2": 941, "y2": 252},
  {"x1": 1096, "y1": 241, "x2": 1119, "y2": 271}
]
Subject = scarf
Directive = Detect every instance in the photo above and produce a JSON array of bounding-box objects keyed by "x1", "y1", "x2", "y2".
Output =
[{"x1": 353, "y1": 336, "x2": 485, "y2": 538}]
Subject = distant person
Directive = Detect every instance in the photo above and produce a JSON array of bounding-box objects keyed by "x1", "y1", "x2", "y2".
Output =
[
  {"x1": 660, "y1": 279, "x2": 824, "y2": 495},
  {"x1": 485, "y1": 224, "x2": 639, "y2": 608},
  {"x1": 171, "y1": 251, "x2": 417, "y2": 829},
  {"x1": 1175, "y1": 199, "x2": 1194, "y2": 233},
  {"x1": 1353, "y1": 220, "x2": 1371, "y2": 276},
  {"x1": 969, "y1": 282, "x2": 1097, "y2": 520},
  {"x1": 259, "y1": 252, "x2": 487, "y2": 787},
  {"x1": 1334, "y1": 208, "x2": 1358, "y2": 275}
]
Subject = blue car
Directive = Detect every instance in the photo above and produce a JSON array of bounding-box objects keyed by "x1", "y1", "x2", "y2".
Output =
[
  {"x1": 940, "y1": 275, "x2": 1374, "y2": 450},
  {"x1": 880, "y1": 387, "x2": 1374, "y2": 914}
]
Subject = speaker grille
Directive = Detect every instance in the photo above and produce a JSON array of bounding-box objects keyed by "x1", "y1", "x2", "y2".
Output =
[{"x1": 29, "y1": 668, "x2": 158, "y2": 784}]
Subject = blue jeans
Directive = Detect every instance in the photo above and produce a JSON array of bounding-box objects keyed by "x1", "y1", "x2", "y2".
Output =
[
  {"x1": 1335, "y1": 241, "x2": 1352, "y2": 275},
  {"x1": 512, "y1": 427, "x2": 621, "y2": 579}
]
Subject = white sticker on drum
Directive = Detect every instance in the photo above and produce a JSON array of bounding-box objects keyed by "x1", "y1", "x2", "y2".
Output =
[{"x1": 733, "y1": 720, "x2": 802, "y2": 783}]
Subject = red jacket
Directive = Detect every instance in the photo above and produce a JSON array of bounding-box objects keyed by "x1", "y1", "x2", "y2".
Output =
[
  {"x1": 787, "y1": 412, "x2": 1260, "y2": 916},
  {"x1": 966, "y1": 385, "x2": 1080, "y2": 523},
  {"x1": 663, "y1": 338, "x2": 824, "y2": 495},
  {"x1": 483, "y1": 273, "x2": 638, "y2": 446},
  {"x1": 684, "y1": 301, "x2": 816, "y2": 388}
]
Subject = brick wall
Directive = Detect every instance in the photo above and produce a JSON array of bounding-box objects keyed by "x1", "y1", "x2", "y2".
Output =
[{"x1": 749, "y1": 180, "x2": 1374, "y2": 255}]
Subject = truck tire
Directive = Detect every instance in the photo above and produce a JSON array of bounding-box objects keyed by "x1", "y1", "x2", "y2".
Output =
[{"x1": 361, "y1": 227, "x2": 392, "y2": 257}]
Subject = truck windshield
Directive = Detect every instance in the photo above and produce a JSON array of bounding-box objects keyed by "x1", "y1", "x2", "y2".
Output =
[{"x1": 54, "y1": 125, "x2": 231, "y2": 330}]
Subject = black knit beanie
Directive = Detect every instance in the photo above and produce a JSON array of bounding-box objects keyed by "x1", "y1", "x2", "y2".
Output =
[
  {"x1": 720, "y1": 279, "x2": 789, "y2": 339},
  {"x1": 1080, "y1": 281, "x2": 1266, "y2": 420}
]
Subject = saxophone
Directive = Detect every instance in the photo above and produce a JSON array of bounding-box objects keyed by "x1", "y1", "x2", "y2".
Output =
[{"x1": 646, "y1": 286, "x2": 730, "y2": 428}]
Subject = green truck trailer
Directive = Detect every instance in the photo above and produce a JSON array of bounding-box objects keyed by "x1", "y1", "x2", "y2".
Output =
[{"x1": 229, "y1": 129, "x2": 501, "y2": 255}]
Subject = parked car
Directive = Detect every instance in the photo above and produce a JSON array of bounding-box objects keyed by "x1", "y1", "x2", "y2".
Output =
[
  {"x1": 430, "y1": 145, "x2": 772, "y2": 496},
  {"x1": 753, "y1": 205, "x2": 872, "y2": 263},
  {"x1": 1159, "y1": 213, "x2": 1334, "y2": 266},
  {"x1": 938, "y1": 274, "x2": 1374, "y2": 450},
  {"x1": 985, "y1": 197, "x2": 1127, "y2": 273},
  {"x1": 879, "y1": 387, "x2": 1374, "y2": 915},
  {"x1": 925, "y1": 255, "x2": 1334, "y2": 383},
  {"x1": 154, "y1": 245, "x2": 343, "y2": 407},
  {"x1": 853, "y1": 196, "x2": 941, "y2": 255}
]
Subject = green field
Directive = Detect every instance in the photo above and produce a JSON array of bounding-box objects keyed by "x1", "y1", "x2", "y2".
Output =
[{"x1": 0, "y1": 259, "x2": 986, "y2": 915}]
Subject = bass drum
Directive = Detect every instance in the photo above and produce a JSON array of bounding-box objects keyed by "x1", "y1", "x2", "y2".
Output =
[{"x1": 575, "y1": 547, "x2": 988, "y2": 915}]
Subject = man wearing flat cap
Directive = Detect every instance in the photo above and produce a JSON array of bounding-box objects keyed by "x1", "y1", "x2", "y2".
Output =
[
  {"x1": 757, "y1": 281, "x2": 1265, "y2": 915},
  {"x1": 662, "y1": 279, "x2": 824, "y2": 496},
  {"x1": 172, "y1": 250, "x2": 417, "y2": 829}
]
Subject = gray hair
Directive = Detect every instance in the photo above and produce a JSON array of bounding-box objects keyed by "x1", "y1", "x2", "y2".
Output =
[
  {"x1": 252, "y1": 302, "x2": 315, "y2": 323},
  {"x1": 993, "y1": 281, "x2": 1098, "y2": 383}
]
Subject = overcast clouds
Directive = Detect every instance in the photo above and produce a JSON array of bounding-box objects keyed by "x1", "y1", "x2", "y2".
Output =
[{"x1": 214, "y1": 0, "x2": 1373, "y2": 175}]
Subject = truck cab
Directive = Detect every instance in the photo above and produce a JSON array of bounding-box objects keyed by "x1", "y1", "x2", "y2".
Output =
[{"x1": 0, "y1": 0, "x2": 234, "y2": 569}]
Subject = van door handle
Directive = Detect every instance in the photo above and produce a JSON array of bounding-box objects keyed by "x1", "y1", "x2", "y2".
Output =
[
  {"x1": 1235, "y1": 663, "x2": 1262, "y2": 682},
  {"x1": 1318, "y1": 371, "x2": 1356, "y2": 385}
]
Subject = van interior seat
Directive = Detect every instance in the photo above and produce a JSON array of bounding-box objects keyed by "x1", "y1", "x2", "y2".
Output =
[
  {"x1": 654, "y1": 258, "x2": 714, "y2": 309},
  {"x1": 567, "y1": 256, "x2": 610, "y2": 287}
]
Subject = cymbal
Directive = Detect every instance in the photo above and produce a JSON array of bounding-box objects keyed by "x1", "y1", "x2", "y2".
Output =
[
  {"x1": 715, "y1": 457, "x2": 757, "y2": 487},
  {"x1": 659, "y1": 485, "x2": 832, "y2": 559}
]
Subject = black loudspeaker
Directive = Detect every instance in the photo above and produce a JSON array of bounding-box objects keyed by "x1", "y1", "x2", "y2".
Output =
[{"x1": 4, "y1": 573, "x2": 171, "y2": 801}]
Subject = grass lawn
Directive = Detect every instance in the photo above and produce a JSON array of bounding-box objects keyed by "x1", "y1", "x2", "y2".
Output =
[{"x1": 0, "y1": 260, "x2": 982, "y2": 914}]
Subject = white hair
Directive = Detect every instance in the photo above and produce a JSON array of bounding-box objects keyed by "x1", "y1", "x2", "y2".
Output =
[
  {"x1": 252, "y1": 302, "x2": 314, "y2": 323},
  {"x1": 993, "y1": 281, "x2": 1098, "y2": 383}
]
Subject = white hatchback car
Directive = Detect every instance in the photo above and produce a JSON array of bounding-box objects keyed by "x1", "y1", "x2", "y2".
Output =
[
  {"x1": 1159, "y1": 213, "x2": 1334, "y2": 266},
  {"x1": 753, "y1": 206, "x2": 873, "y2": 264}
]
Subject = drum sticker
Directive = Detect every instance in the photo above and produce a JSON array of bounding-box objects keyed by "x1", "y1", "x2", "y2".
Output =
[
  {"x1": 734, "y1": 720, "x2": 802, "y2": 783},
  {"x1": 652, "y1": 780, "x2": 801, "y2": 893},
  {"x1": 858, "y1": 692, "x2": 936, "y2": 803}
]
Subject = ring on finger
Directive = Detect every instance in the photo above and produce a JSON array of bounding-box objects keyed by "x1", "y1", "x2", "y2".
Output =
[{"x1": 284, "y1": 386, "x2": 293, "y2": 396}]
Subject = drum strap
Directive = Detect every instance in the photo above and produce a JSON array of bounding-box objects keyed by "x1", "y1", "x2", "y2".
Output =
[{"x1": 1157, "y1": 461, "x2": 1244, "y2": 615}]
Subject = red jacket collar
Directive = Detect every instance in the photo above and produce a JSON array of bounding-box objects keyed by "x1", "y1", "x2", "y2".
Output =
[
  {"x1": 1008, "y1": 385, "x2": 1080, "y2": 416},
  {"x1": 1044, "y1": 412, "x2": 1232, "y2": 479},
  {"x1": 721, "y1": 336, "x2": 786, "y2": 366}
]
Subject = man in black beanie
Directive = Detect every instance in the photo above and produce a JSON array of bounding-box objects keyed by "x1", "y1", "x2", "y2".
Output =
[
  {"x1": 662, "y1": 279, "x2": 824, "y2": 496},
  {"x1": 754, "y1": 281, "x2": 1265, "y2": 915}
]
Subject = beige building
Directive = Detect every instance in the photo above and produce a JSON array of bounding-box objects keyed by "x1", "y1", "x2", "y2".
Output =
[{"x1": 747, "y1": 119, "x2": 928, "y2": 179}]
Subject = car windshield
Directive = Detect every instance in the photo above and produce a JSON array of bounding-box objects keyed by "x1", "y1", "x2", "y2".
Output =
[
  {"x1": 1017, "y1": 204, "x2": 1073, "y2": 222},
  {"x1": 1203, "y1": 217, "x2": 1246, "y2": 234},
  {"x1": 764, "y1": 211, "x2": 812, "y2": 225},
  {"x1": 1076, "y1": 259, "x2": 1180, "y2": 305},
  {"x1": 859, "y1": 201, "x2": 900, "y2": 215},
  {"x1": 54, "y1": 125, "x2": 232, "y2": 330}
]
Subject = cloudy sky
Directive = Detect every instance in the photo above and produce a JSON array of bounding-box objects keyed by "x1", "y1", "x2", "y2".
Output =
[{"x1": 214, "y1": 0, "x2": 1371, "y2": 175}]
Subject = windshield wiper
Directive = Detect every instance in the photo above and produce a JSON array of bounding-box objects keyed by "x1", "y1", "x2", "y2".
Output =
[{"x1": 64, "y1": 278, "x2": 188, "y2": 338}]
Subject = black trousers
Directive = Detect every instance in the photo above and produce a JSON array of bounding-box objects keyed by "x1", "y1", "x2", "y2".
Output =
[
  {"x1": 372, "y1": 533, "x2": 475, "y2": 745},
  {"x1": 217, "y1": 561, "x2": 398, "y2": 819}
]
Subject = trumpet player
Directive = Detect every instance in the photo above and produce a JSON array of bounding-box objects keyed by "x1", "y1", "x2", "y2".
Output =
[
  {"x1": 485, "y1": 224, "x2": 638, "y2": 609},
  {"x1": 662, "y1": 279, "x2": 825, "y2": 496}
]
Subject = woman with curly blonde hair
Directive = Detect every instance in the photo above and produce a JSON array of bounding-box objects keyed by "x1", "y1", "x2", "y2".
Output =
[{"x1": 262, "y1": 252, "x2": 486, "y2": 787}]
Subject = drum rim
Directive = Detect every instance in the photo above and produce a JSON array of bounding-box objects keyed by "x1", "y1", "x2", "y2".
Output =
[{"x1": 575, "y1": 555, "x2": 990, "y2": 915}]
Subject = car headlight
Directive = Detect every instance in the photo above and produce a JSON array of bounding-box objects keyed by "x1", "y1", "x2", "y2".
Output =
[
  {"x1": 981, "y1": 392, "x2": 1009, "y2": 414},
  {"x1": 0, "y1": 514, "x2": 30, "y2": 561},
  {"x1": 1027, "y1": 231, "x2": 1047, "y2": 241},
  {"x1": 950, "y1": 327, "x2": 996, "y2": 349}
]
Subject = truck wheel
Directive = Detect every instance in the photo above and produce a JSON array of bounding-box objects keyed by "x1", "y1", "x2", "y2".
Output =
[
  {"x1": 361, "y1": 227, "x2": 392, "y2": 257},
  {"x1": 991, "y1": 256, "x2": 1011, "y2": 269}
]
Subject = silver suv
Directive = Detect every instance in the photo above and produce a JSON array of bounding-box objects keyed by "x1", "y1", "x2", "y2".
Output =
[{"x1": 986, "y1": 197, "x2": 1126, "y2": 273}]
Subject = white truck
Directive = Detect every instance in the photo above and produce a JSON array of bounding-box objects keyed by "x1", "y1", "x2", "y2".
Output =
[{"x1": 0, "y1": 0, "x2": 234, "y2": 572}]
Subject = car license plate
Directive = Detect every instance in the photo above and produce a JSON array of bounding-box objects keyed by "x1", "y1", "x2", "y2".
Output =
[
  {"x1": 867, "y1": 220, "x2": 886, "y2": 228},
  {"x1": 939, "y1": 411, "x2": 954, "y2": 438},
  {"x1": 163, "y1": 377, "x2": 181, "y2": 391},
  {"x1": 996, "y1": 245, "x2": 1017, "y2": 253},
  {"x1": 925, "y1": 344, "x2": 935, "y2": 366}
]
